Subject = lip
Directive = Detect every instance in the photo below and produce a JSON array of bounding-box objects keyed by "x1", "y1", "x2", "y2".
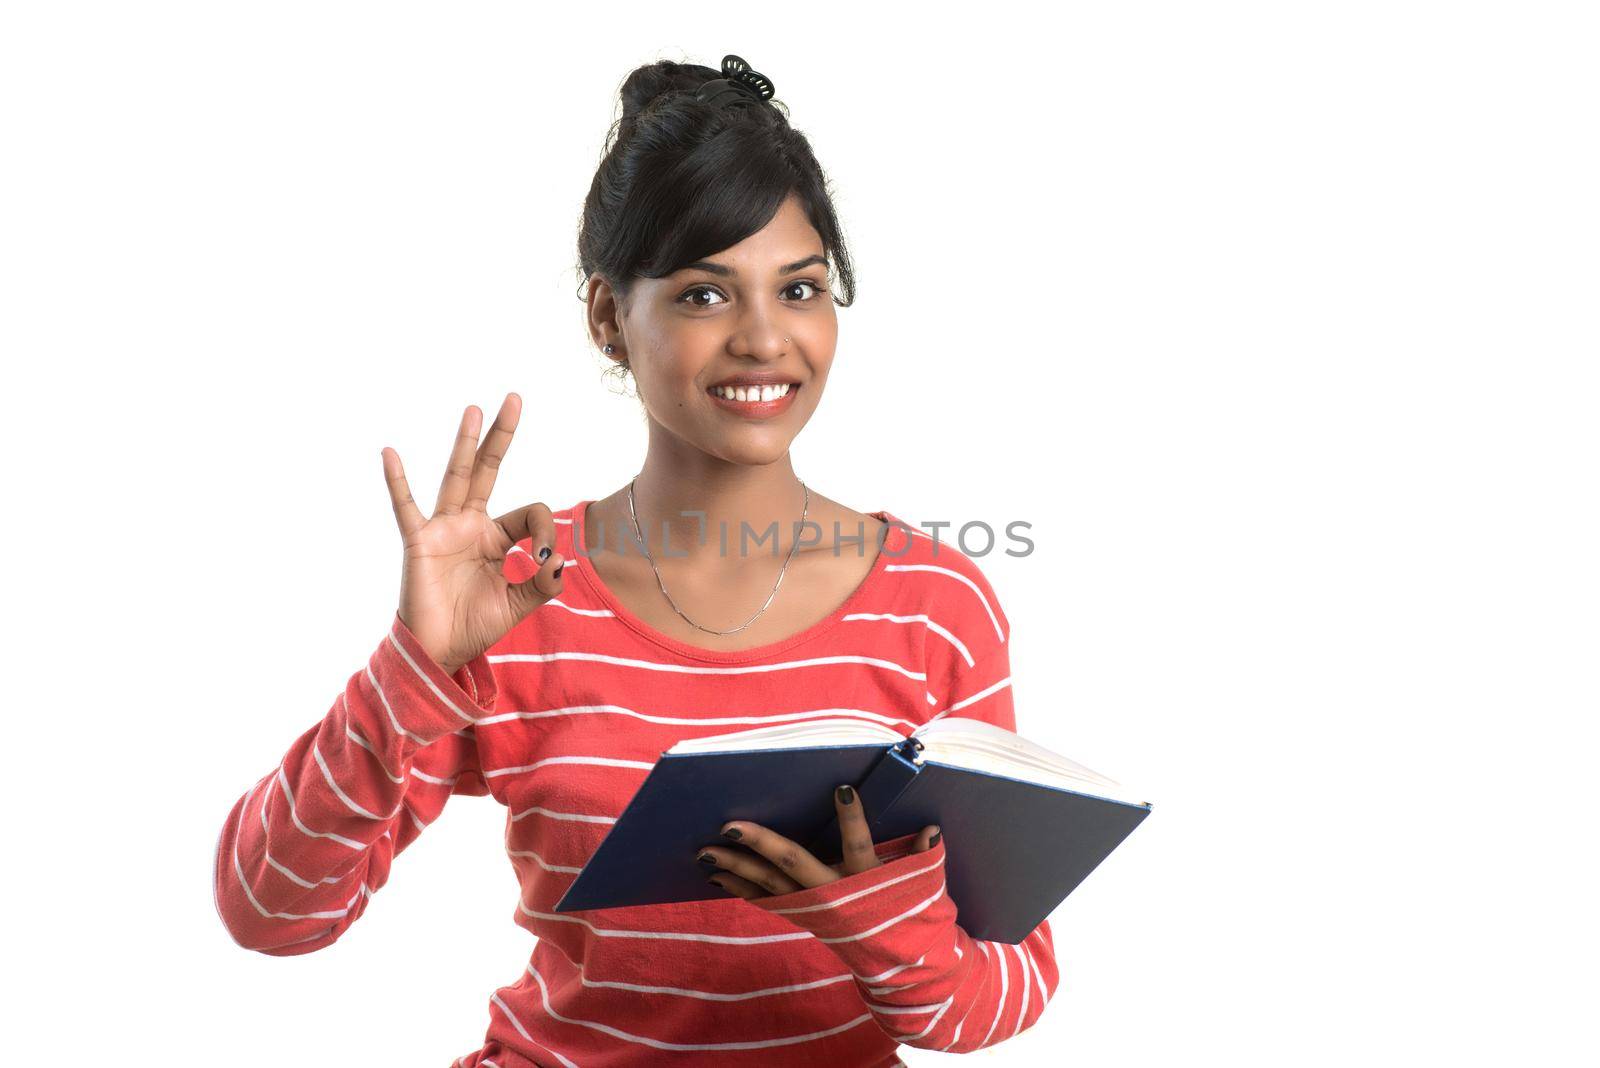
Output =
[{"x1": 705, "y1": 381, "x2": 801, "y2": 419}]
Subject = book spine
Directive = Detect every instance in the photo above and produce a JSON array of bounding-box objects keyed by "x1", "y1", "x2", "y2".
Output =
[{"x1": 868, "y1": 741, "x2": 924, "y2": 834}]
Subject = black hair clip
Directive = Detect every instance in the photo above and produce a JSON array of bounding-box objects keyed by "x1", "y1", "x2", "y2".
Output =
[{"x1": 694, "y1": 54, "x2": 776, "y2": 110}]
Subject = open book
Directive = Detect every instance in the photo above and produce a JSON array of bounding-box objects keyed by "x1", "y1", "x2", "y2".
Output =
[{"x1": 554, "y1": 716, "x2": 1153, "y2": 944}]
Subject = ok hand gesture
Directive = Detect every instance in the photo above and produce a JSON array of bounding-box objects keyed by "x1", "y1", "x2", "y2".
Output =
[{"x1": 383, "y1": 393, "x2": 565, "y2": 675}]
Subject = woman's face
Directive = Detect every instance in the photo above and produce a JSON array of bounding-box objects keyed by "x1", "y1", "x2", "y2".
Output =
[{"x1": 591, "y1": 193, "x2": 839, "y2": 467}]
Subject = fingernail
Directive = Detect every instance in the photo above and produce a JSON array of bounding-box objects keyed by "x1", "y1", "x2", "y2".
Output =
[
  {"x1": 697, "y1": 852, "x2": 718, "y2": 865},
  {"x1": 707, "y1": 876, "x2": 724, "y2": 889},
  {"x1": 537, "y1": 546, "x2": 551, "y2": 562},
  {"x1": 836, "y1": 785, "x2": 855, "y2": 805},
  {"x1": 721, "y1": 826, "x2": 742, "y2": 841},
  {"x1": 553, "y1": 564, "x2": 564, "y2": 578},
  {"x1": 930, "y1": 829, "x2": 942, "y2": 847}
]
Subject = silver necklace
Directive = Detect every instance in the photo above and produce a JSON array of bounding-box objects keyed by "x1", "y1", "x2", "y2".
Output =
[{"x1": 626, "y1": 474, "x2": 810, "y2": 636}]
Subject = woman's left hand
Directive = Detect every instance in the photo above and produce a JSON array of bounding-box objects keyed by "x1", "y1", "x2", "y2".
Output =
[{"x1": 697, "y1": 783, "x2": 941, "y2": 899}]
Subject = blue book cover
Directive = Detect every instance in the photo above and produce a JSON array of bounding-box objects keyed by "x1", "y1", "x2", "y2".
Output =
[{"x1": 554, "y1": 718, "x2": 1153, "y2": 944}]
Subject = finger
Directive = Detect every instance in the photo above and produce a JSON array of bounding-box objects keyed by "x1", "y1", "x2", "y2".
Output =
[
  {"x1": 381, "y1": 447, "x2": 427, "y2": 539},
  {"x1": 707, "y1": 872, "x2": 766, "y2": 900},
  {"x1": 696, "y1": 844, "x2": 804, "y2": 896},
  {"x1": 716, "y1": 821, "x2": 836, "y2": 890},
  {"x1": 493, "y1": 500, "x2": 557, "y2": 563},
  {"x1": 434, "y1": 405, "x2": 484, "y2": 517},
  {"x1": 463, "y1": 393, "x2": 521, "y2": 513},
  {"x1": 834, "y1": 784, "x2": 881, "y2": 876},
  {"x1": 506, "y1": 550, "x2": 565, "y2": 622},
  {"x1": 912, "y1": 824, "x2": 942, "y2": 853}
]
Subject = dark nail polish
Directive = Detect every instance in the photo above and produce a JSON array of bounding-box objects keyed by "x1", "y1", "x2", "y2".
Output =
[
  {"x1": 537, "y1": 546, "x2": 551, "y2": 562},
  {"x1": 553, "y1": 564, "x2": 564, "y2": 578},
  {"x1": 836, "y1": 784, "x2": 855, "y2": 805},
  {"x1": 930, "y1": 830, "x2": 942, "y2": 847},
  {"x1": 721, "y1": 827, "x2": 743, "y2": 841},
  {"x1": 697, "y1": 852, "x2": 718, "y2": 865},
  {"x1": 707, "y1": 876, "x2": 724, "y2": 889}
]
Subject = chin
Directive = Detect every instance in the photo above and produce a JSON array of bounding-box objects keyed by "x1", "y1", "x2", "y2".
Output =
[{"x1": 705, "y1": 434, "x2": 799, "y2": 468}]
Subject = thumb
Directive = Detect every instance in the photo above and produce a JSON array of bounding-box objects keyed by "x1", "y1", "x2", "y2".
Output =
[
  {"x1": 913, "y1": 824, "x2": 942, "y2": 853},
  {"x1": 506, "y1": 550, "x2": 566, "y2": 621}
]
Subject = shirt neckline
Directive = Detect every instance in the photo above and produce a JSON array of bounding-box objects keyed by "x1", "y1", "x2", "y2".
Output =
[{"x1": 569, "y1": 498, "x2": 907, "y2": 664}]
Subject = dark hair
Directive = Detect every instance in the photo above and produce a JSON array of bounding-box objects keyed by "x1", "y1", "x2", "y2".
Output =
[{"x1": 577, "y1": 57, "x2": 857, "y2": 325}]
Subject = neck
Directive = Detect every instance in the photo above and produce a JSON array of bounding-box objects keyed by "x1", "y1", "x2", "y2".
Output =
[{"x1": 624, "y1": 431, "x2": 807, "y2": 560}]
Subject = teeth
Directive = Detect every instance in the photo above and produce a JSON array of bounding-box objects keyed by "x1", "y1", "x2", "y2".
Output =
[{"x1": 713, "y1": 383, "x2": 792, "y2": 402}]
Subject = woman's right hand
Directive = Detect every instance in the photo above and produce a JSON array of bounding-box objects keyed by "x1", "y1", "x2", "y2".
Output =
[{"x1": 382, "y1": 393, "x2": 565, "y2": 675}]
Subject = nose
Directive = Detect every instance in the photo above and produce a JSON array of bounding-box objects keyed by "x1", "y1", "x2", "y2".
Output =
[{"x1": 727, "y1": 303, "x2": 790, "y2": 361}]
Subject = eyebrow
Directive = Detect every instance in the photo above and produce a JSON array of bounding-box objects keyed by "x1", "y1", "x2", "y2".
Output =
[{"x1": 681, "y1": 253, "x2": 827, "y2": 277}]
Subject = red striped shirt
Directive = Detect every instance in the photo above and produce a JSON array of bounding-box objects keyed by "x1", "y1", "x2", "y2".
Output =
[{"x1": 213, "y1": 501, "x2": 1060, "y2": 1066}]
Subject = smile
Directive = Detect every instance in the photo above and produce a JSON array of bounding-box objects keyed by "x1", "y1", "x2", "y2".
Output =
[{"x1": 705, "y1": 381, "x2": 801, "y2": 417}]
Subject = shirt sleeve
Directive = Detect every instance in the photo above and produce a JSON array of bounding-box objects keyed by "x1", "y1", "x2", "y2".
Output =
[
  {"x1": 212, "y1": 611, "x2": 499, "y2": 955},
  {"x1": 746, "y1": 639, "x2": 1062, "y2": 1053}
]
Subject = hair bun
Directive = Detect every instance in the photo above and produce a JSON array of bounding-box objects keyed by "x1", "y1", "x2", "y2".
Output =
[
  {"x1": 618, "y1": 60, "x2": 713, "y2": 122},
  {"x1": 619, "y1": 55, "x2": 778, "y2": 125}
]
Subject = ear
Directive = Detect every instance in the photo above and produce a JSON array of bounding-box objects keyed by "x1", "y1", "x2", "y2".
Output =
[{"x1": 586, "y1": 274, "x2": 627, "y2": 367}]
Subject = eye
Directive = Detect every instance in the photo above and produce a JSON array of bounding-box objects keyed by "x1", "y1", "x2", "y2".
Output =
[
  {"x1": 783, "y1": 280, "x2": 824, "y2": 302},
  {"x1": 678, "y1": 285, "x2": 727, "y2": 308}
]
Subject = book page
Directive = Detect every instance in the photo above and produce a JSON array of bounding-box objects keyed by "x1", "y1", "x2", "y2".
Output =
[
  {"x1": 914, "y1": 717, "x2": 1150, "y2": 806},
  {"x1": 665, "y1": 716, "x2": 903, "y2": 755}
]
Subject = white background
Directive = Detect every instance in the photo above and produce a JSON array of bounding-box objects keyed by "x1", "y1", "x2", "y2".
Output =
[{"x1": 3, "y1": 3, "x2": 1596, "y2": 1065}]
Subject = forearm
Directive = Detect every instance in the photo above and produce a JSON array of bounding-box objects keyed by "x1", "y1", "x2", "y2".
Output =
[
  {"x1": 747, "y1": 834, "x2": 1060, "y2": 1052},
  {"x1": 212, "y1": 612, "x2": 497, "y2": 953}
]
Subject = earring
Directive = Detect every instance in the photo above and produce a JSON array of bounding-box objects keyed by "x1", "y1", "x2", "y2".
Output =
[{"x1": 603, "y1": 344, "x2": 615, "y2": 355}]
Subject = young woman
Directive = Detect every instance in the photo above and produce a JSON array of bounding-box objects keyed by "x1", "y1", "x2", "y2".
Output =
[{"x1": 213, "y1": 54, "x2": 1059, "y2": 1068}]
